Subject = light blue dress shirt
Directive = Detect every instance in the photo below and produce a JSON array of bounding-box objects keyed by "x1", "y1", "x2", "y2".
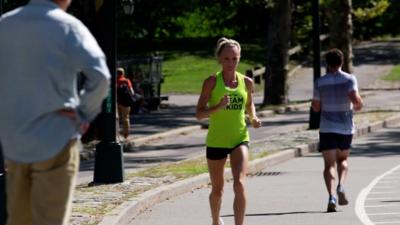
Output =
[{"x1": 0, "y1": 0, "x2": 110, "y2": 162}]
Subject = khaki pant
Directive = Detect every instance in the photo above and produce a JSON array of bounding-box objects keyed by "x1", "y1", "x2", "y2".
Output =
[
  {"x1": 118, "y1": 104, "x2": 131, "y2": 138},
  {"x1": 6, "y1": 139, "x2": 80, "y2": 225}
]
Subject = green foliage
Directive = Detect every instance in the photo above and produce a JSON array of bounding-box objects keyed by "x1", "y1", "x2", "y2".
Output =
[
  {"x1": 171, "y1": 4, "x2": 238, "y2": 38},
  {"x1": 352, "y1": 0, "x2": 399, "y2": 39},
  {"x1": 291, "y1": 2, "x2": 313, "y2": 48},
  {"x1": 117, "y1": 0, "x2": 275, "y2": 40},
  {"x1": 353, "y1": 0, "x2": 390, "y2": 22}
]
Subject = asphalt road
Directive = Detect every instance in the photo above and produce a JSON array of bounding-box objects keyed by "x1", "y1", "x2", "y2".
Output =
[{"x1": 132, "y1": 123, "x2": 400, "y2": 225}]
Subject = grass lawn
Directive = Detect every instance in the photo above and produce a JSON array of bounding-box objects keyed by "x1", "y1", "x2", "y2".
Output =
[
  {"x1": 160, "y1": 41, "x2": 266, "y2": 94},
  {"x1": 161, "y1": 54, "x2": 258, "y2": 94},
  {"x1": 382, "y1": 64, "x2": 400, "y2": 81}
]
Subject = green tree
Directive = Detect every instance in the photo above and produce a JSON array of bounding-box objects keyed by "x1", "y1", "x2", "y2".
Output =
[
  {"x1": 352, "y1": 0, "x2": 391, "y2": 40},
  {"x1": 171, "y1": 3, "x2": 238, "y2": 38},
  {"x1": 325, "y1": 0, "x2": 354, "y2": 73}
]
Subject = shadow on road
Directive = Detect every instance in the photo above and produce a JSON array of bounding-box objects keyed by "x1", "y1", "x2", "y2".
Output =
[
  {"x1": 221, "y1": 210, "x2": 326, "y2": 218},
  {"x1": 301, "y1": 40, "x2": 400, "y2": 67},
  {"x1": 131, "y1": 105, "x2": 200, "y2": 135},
  {"x1": 131, "y1": 143, "x2": 204, "y2": 151},
  {"x1": 353, "y1": 40, "x2": 400, "y2": 66},
  {"x1": 351, "y1": 127, "x2": 400, "y2": 157},
  {"x1": 79, "y1": 156, "x2": 185, "y2": 172}
]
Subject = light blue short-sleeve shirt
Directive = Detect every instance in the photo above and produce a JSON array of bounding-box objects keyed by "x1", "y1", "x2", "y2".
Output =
[
  {"x1": 313, "y1": 69, "x2": 358, "y2": 135},
  {"x1": 0, "y1": 0, "x2": 110, "y2": 163}
]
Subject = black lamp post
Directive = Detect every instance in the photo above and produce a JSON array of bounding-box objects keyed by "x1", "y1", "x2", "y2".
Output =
[
  {"x1": 309, "y1": 0, "x2": 321, "y2": 129},
  {"x1": 0, "y1": 1, "x2": 7, "y2": 224},
  {"x1": 93, "y1": 0, "x2": 135, "y2": 183}
]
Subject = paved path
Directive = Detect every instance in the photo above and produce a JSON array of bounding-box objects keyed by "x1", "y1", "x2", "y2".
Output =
[
  {"x1": 77, "y1": 40, "x2": 400, "y2": 185},
  {"x1": 132, "y1": 123, "x2": 400, "y2": 225}
]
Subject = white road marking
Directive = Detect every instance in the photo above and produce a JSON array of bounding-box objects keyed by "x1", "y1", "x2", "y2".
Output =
[
  {"x1": 373, "y1": 186, "x2": 397, "y2": 189},
  {"x1": 365, "y1": 204, "x2": 400, "y2": 208},
  {"x1": 375, "y1": 221, "x2": 400, "y2": 224},
  {"x1": 369, "y1": 212, "x2": 400, "y2": 216},
  {"x1": 355, "y1": 164, "x2": 400, "y2": 225},
  {"x1": 366, "y1": 197, "x2": 400, "y2": 200}
]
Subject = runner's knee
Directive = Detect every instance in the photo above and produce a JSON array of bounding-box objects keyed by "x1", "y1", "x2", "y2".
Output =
[
  {"x1": 233, "y1": 179, "x2": 245, "y2": 195},
  {"x1": 211, "y1": 187, "x2": 224, "y2": 198}
]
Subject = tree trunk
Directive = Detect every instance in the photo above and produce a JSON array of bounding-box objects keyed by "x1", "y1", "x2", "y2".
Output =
[
  {"x1": 264, "y1": 0, "x2": 292, "y2": 105},
  {"x1": 327, "y1": 0, "x2": 353, "y2": 73}
]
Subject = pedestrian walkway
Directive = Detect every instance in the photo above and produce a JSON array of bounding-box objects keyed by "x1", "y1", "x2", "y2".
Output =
[{"x1": 131, "y1": 122, "x2": 400, "y2": 225}]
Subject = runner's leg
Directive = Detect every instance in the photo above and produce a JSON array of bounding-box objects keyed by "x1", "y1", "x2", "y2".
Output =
[
  {"x1": 336, "y1": 149, "x2": 350, "y2": 205},
  {"x1": 336, "y1": 149, "x2": 350, "y2": 186},
  {"x1": 230, "y1": 145, "x2": 248, "y2": 225},
  {"x1": 322, "y1": 150, "x2": 337, "y2": 196},
  {"x1": 207, "y1": 157, "x2": 227, "y2": 225}
]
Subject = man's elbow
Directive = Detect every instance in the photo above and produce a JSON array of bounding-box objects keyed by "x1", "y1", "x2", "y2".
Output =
[
  {"x1": 196, "y1": 112, "x2": 208, "y2": 120},
  {"x1": 195, "y1": 111, "x2": 202, "y2": 120},
  {"x1": 354, "y1": 101, "x2": 363, "y2": 111},
  {"x1": 352, "y1": 95, "x2": 363, "y2": 111},
  {"x1": 311, "y1": 101, "x2": 320, "y2": 112},
  {"x1": 312, "y1": 105, "x2": 320, "y2": 112}
]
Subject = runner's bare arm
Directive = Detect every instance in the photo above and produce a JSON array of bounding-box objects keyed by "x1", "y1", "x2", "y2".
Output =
[
  {"x1": 349, "y1": 90, "x2": 363, "y2": 111},
  {"x1": 245, "y1": 77, "x2": 261, "y2": 128},
  {"x1": 196, "y1": 75, "x2": 229, "y2": 120}
]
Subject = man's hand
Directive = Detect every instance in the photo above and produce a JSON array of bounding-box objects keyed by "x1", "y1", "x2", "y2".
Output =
[
  {"x1": 57, "y1": 108, "x2": 78, "y2": 121},
  {"x1": 57, "y1": 108, "x2": 90, "y2": 134}
]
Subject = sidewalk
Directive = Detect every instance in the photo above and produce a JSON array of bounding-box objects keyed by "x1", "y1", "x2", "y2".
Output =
[{"x1": 73, "y1": 40, "x2": 400, "y2": 225}]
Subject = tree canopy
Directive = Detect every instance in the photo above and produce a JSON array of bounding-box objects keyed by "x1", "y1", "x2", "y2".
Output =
[{"x1": 3, "y1": 0, "x2": 398, "y2": 43}]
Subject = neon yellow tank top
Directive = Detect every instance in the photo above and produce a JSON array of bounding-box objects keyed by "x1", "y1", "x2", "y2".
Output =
[{"x1": 206, "y1": 71, "x2": 250, "y2": 148}]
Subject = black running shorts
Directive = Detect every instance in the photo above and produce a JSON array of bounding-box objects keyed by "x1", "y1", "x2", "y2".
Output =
[
  {"x1": 319, "y1": 132, "x2": 353, "y2": 152},
  {"x1": 206, "y1": 142, "x2": 249, "y2": 160}
]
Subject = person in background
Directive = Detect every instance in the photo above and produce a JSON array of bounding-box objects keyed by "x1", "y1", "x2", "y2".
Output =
[
  {"x1": 196, "y1": 37, "x2": 262, "y2": 225},
  {"x1": 117, "y1": 67, "x2": 134, "y2": 138},
  {"x1": 131, "y1": 69, "x2": 147, "y2": 114},
  {"x1": 0, "y1": 0, "x2": 110, "y2": 224},
  {"x1": 312, "y1": 48, "x2": 363, "y2": 213}
]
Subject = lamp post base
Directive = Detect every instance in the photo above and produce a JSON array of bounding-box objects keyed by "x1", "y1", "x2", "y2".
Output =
[
  {"x1": 0, "y1": 174, "x2": 6, "y2": 224},
  {"x1": 309, "y1": 107, "x2": 321, "y2": 130},
  {"x1": 93, "y1": 141, "x2": 124, "y2": 183}
]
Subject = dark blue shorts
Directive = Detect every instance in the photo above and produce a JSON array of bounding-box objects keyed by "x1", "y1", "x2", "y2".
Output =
[
  {"x1": 319, "y1": 132, "x2": 353, "y2": 152},
  {"x1": 206, "y1": 142, "x2": 249, "y2": 160}
]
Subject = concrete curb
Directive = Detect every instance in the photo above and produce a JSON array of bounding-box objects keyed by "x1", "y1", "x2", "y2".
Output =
[
  {"x1": 126, "y1": 125, "x2": 203, "y2": 147},
  {"x1": 98, "y1": 114, "x2": 400, "y2": 225},
  {"x1": 123, "y1": 103, "x2": 309, "y2": 149}
]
